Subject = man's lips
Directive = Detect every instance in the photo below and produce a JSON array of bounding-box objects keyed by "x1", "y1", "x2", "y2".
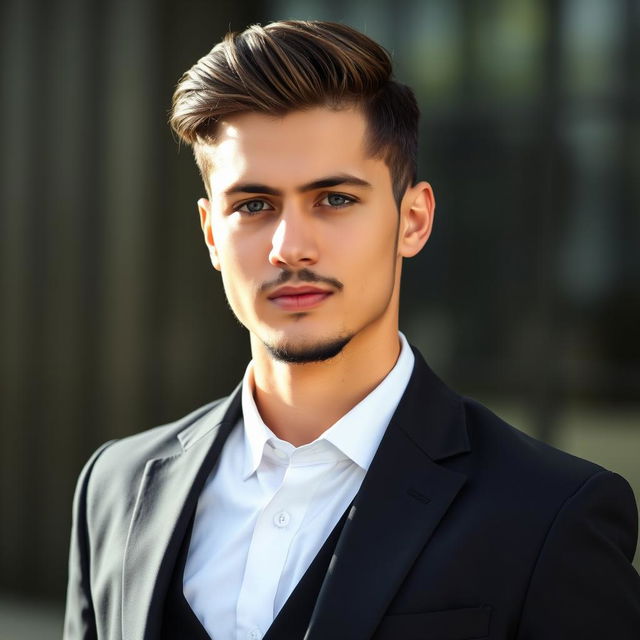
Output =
[{"x1": 267, "y1": 286, "x2": 333, "y2": 311}]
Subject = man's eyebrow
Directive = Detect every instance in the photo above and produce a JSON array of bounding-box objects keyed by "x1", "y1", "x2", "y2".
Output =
[
  {"x1": 298, "y1": 174, "x2": 372, "y2": 192},
  {"x1": 223, "y1": 183, "x2": 282, "y2": 197},
  {"x1": 223, "y1": 174, "x2": 372, "y2": 197}
]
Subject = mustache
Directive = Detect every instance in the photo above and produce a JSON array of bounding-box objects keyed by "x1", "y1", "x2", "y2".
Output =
[{"x1": 259, "y1": 268, "x2": 344, "y2": 293}]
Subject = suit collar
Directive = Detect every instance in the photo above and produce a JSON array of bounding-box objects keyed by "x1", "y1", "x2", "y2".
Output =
[
  {"x1": 122, "y1": 385, "x2": 242, "y2": 640},
  {"x1": 177, "y1": 381, "x2": 243, "y2": 451},
  {"x1": 398, "y1": 345, "x2": 470, "y2": 461}
]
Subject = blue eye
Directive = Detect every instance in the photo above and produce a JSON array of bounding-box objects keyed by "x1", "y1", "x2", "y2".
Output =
[
  {"x1": 322, "y1": 193, "x2": 355, "y2": 208},
  {"x1": 238, "y1": 199, "x2": 272, "y2": 214}
]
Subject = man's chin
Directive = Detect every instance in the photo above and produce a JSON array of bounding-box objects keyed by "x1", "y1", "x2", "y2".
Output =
[{"x1": 262, "y1": 334, "x2": 353, "y2": 364}]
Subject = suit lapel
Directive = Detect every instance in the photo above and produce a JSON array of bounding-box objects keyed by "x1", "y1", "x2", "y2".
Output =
[
  {"x1": 305, "y1": 349, "x2": 470, "y2": 640},
  {"x1": 121, "y1": 385, "x2": 242, "y2": 640}
]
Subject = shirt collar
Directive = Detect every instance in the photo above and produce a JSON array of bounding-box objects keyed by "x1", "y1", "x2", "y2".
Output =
[{"x1": 241, "y1": 332, "x2": 415, "y2": 479}]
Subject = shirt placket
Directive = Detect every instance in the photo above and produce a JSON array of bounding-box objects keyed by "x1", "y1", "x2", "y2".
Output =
[{"x1": 235, "y1": 457, "x2": 324, "y2": 640}]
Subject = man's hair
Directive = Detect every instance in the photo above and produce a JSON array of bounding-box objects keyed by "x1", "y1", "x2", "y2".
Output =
[{"x1": 169, "y1": 20, "x2": 419, "y2": 205}]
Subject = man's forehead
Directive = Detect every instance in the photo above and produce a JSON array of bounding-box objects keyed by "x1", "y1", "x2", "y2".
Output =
[{"x1": 201, "y1": 108, "x2": 382, "y2": 195}]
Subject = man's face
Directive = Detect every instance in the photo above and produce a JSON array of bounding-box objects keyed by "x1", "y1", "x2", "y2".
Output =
[{"x1": 198, "y1": 107, "x2": 431, "y2": 363}]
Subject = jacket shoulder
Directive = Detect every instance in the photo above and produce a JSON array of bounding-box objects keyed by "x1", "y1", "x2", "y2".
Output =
[{"x1": 460, "y1": 396, "x2": 610, "y2": 493}]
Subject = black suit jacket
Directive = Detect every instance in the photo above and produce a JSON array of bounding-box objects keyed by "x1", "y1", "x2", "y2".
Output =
[{"x1": 64, "y1": 348, "x2": 640, "y2": 639}]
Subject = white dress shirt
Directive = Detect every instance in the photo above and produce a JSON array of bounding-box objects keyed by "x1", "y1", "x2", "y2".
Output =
[{"x1": 184, "y1": 333, "x2": 415, "y2": 640}]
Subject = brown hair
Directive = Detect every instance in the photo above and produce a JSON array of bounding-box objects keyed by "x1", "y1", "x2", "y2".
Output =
[{"x1": 169, "y1": 20, "x2": 419, "y2": 205}]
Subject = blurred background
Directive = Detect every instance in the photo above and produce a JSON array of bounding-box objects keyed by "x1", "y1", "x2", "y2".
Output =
[{"x1": 1, "y1": 0, "x2": 639, "y2": 636}]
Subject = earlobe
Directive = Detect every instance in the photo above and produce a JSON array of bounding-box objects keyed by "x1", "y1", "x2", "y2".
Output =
[
  {"x1": 398, "y1": 181, "x2": 435, "y2": 258},
  {"x1": 197, "y1": 198, "x2": 221, "y2": 270}
]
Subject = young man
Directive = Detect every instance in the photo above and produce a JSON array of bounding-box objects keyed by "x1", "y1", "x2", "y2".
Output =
[{"x1": 64, "y1": 20, "x2": 640, "y2": 640}]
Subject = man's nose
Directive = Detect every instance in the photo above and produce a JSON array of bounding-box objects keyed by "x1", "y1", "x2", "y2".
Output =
[{"x1": 268, "y1": 210, "x2": 319, "y2": 268}]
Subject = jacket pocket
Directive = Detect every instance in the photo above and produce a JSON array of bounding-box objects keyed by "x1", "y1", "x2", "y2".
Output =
[{"x1": 373, "y1": 605, "x2": 492, "y2": 640}]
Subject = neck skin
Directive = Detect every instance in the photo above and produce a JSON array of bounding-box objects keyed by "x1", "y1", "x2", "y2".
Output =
[{"x1": 249, "y1": 297, "x2": 402, "y2": 448}]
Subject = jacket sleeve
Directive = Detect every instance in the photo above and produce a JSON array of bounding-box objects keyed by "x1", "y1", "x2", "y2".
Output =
[
  {"x1": 516, "y1": 470, "x2": 640, "y2": 639},
  {"x1": 63, "y1": 441, "x2": 115, "y2": 640}
]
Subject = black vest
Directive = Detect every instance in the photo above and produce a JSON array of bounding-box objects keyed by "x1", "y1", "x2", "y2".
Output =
[{"x1": 161, "y1": 503, "x2": 351, "y2": 640}]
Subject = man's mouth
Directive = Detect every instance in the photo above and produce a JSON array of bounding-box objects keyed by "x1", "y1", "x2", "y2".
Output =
[{"x1": 267, "y1": 286, "x2": 333, "y2": 311}]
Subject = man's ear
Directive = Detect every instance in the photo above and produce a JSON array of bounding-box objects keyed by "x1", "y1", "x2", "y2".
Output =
[
  {"x1": 397, "y1": 181, "x2": 435, "y2": 258},
  {"x1": 197, "y1": 198, "x2": 221, "y2": 270}
]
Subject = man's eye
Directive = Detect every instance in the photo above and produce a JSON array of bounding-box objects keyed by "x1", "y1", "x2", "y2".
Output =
[
  {"x1": 319, "y1": 193, "x2": 355, "y2": 208},
  {"x1": 237, "y1": 199, "x2": 273, "y2": 214}
]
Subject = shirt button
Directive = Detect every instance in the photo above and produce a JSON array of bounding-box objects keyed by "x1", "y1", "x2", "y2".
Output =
[
  {"x1": 273, "y1": 510, "x2": 291, "y2": 528},
  {"x1": 248, "y1": 629, "x2": 261, "y2": 640}
]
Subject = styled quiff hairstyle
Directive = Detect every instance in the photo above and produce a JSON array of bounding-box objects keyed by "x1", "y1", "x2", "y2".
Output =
[{"x1": 170, "y1": 20, "x2": 419, "y2": 205}]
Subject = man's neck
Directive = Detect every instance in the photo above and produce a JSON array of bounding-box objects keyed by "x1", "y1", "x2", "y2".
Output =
[{"x1": 249, "y1": 326, "x2": 402, "y2": 446}]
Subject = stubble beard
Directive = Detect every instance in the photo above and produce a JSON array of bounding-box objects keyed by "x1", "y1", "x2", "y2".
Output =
[{"x1": 261, "y1": 332, "x2": 354, "y2": 364}]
